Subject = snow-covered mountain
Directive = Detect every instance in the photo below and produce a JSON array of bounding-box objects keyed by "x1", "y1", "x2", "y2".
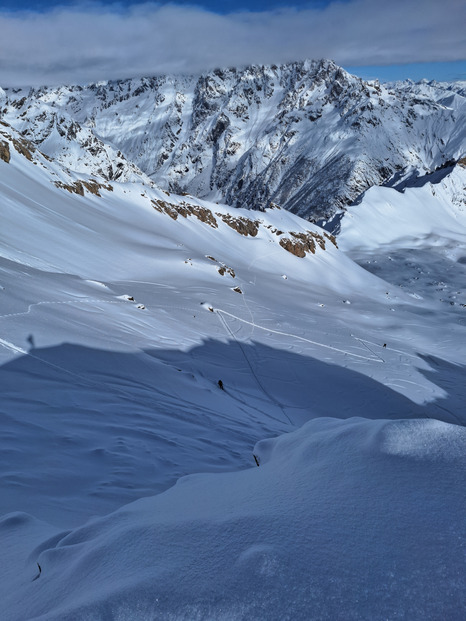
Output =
[
  {"x1": 2, "y1": 59, "x2": 465, "y2": 220},
  {"x1": 0, "y1": 105, "x2": 465, "y2": 620}
]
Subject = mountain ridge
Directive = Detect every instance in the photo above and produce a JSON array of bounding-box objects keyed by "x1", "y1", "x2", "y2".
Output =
[{"x1": 2, "y1": 58, "x2": 465, "y2": 220}]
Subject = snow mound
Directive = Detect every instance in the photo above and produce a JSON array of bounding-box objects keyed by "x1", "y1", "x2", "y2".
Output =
[{"x1": 3, "y1": 417, "x2": 465, "y2": 620}]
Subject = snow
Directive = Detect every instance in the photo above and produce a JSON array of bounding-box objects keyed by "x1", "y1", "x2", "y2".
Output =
[
  {"x1": 2, "y1": 60, "x2": 465, "y2": 220},
  {"x1": 339, "y1": 165, "x2": 466, "y2": 252},
  {"x1": 1, "y1": 417, "x2": 465, "y2": 620},
  {"x1": 0, "y1": 120, "x2": 465, "y2": 618}
]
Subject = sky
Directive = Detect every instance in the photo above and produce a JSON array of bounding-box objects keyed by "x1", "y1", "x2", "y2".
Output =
[{"x1": 0, "y1": 0, "x2": 465, "y2": 87}]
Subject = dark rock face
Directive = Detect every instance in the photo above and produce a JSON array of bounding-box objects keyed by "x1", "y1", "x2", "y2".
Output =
[{"x1": 1, "y1": 60, "x2": 464, "y2": 220}]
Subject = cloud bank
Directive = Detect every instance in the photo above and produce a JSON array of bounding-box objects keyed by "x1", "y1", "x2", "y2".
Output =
[{"x1": 0, "y1": 0, "x2": 465, "y2": 87}]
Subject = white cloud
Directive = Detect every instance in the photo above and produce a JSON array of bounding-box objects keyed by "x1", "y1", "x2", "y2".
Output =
[{"x1": 0, "y1": 0, "x2": 464, "y2": 87}]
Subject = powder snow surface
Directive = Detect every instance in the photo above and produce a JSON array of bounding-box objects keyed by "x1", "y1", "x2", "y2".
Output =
[
  {"x1": 2, "y1": 418, "x2": 465, "y2": 620},
  {"x1": 0, "y1": 130, "x2": 465, "y2": 619}
]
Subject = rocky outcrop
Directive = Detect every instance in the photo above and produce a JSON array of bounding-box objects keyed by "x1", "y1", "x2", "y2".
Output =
[
  {"x1": 215, "y1": 213, "x2": 260, "y2": 236},
  {"x1": 150, "y1": 195, "x2": 333, "y2": 258},
  {"x1": 54, "y1": 179, "x2": 113, "y2": 197},
  {"x1": 2, "y1": 60, "x2": 463, "y2": 219},
  {"x1": 279, "y1": 230, "x2": 337, "y2": 258},
  {"x1": 0, "y1": 140, "x2": 10, "y2": 163},
  {"x1": 151, "y1": 198, "x2": 218, "y2": 227}
]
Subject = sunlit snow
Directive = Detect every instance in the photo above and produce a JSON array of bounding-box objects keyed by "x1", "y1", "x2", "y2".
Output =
[{"x1": 0, "y1": 116, "x2": 465, "y2": 619}]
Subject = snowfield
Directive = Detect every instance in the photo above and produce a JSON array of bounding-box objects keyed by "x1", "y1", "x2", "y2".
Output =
[
  {"x1": 2, "y1": 418, "x2": 465, "y2": 620},
  {"x1": 0, "y1": 119, "x2": 465, "y2": 619}
]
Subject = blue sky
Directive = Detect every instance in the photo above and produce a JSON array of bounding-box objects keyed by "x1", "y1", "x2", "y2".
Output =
[
  {"x1": 0, "y1": 0, "x2": 464, "y2": 86},
  {"x1": 0, "y1": 0, "x2": 348, "y2": 10},
  {"x1": 345, "y1": 61, "x2": 466, "y2": 84}
]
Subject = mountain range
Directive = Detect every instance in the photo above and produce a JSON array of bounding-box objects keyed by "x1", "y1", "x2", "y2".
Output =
[{"x1": 2, "y1": 58, "x2": 465, "y2": 220}]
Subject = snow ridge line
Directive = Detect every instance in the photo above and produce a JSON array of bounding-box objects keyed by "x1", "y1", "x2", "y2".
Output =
[{"x1": 215, "y1": 308, "x2": 384, "y2": 362}]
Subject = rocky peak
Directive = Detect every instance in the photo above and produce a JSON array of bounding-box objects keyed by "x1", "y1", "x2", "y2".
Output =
[{"x1": 1, "y1": 60, "x2": 464, "y2": 220}]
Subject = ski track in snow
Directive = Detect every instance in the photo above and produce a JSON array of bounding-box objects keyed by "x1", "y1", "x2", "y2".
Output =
[
  {"x1": 0, "y1": 297, "x2": 128, "y2": 321},
  {"x1": 0, "y1": 337, "x2": 27, "y2": 355},
  {"x1": 0, "y1": 295, "x2": 296, "y2": 428},
  {"x1": 216, "y1": 311, "x2": 293, "y2": 426},
  {"x1": 350, "y1": 335, "x2": 420, "y2": 360},
  {"x1": 215, "y1": 308, "x2": 385, "y2": 363}
]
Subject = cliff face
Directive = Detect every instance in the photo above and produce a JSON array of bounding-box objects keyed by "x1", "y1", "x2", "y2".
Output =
[{"x1": 2, "y1": 60, "x2": 465, "y2": 219}]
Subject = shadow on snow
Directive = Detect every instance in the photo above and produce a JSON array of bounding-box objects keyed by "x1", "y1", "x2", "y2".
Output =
[{"x1": 0, "y1": 339, "x2": 463, "y2": 525}]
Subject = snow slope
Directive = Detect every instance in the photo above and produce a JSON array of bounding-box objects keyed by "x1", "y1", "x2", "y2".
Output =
[
  {"x1": 2, "y1": 60, "x2": 465, "y2": 219},
  {"x1": 0, "y1": 123, "x2": 465, "y2": 619},
  {"x1": 340, "y1": 161, "x2": 466, "y2": 250},
  {"x1": 2, "y1": 417, "x2": 465, "y2": 621}
]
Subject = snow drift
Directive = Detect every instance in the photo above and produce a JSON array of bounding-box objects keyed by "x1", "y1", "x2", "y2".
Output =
[{"x1": 1, "y1": 417, "x2": 465, "y2": 620}]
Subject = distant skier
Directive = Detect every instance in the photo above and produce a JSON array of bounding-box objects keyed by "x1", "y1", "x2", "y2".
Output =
[
  {"x1": 383, "y1": 343, "x2": 387, "y2": 348},
  {"x1": 218, "y1": 380, "x2": 224, "y2": 390}
]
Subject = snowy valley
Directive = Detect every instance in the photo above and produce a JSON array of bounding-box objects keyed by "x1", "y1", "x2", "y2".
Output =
[{"x1": 0, "y1": 61, "x2": 465, "y2": 620}]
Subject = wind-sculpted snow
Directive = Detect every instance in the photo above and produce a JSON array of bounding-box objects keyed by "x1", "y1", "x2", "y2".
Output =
[
  {"x1": 1, "y1": 418, "x2": 465, "y2": 620},
  {"x1": 1, "y1": 59, "x2": 465, "y2": 219}
]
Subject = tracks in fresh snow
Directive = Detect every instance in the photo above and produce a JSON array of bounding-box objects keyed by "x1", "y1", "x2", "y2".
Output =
[
  {"x1": 0, "y1": 338, "x2": 27, "y2": 355},
  {"x1": 0, "y1": 295, "x2": 387, "y2": 366},
  {"x1": 215, "y1": 308, "x2": 385, "y2": 363},
  {"x1": 0, "y1": 298, "x2": 128, "y2": 321},
  {"x1": 216, "y1": 310, "x2": 293, "y2": 426},
  {"x1": 0, "y1": 333, "x2": 150, "y2": 408}
]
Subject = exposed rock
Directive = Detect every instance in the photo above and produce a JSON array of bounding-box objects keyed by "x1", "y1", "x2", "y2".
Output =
[
  {"x1": 3, "y1": 60, "x2": 462, "y2": 219},
  {"x1": 151, "y1": 198, "x2": 218, "y2": 228},
  {"x1": 0, "y1": 140, "x2": 10, "y2": 163},
  {"x1": 324, "y1": 232, "x2": 338, "y2": 248},
  {"x1": 12, "y1": 137, "x2": 34, "y2": 161},
  {"x1": 54, "y1": 179, "x2": 113, "y2": 197},
  {"x1": 279, "y1": 230, "x2": 334, "y2": 257},
  {"x1": 216, "y1": 213, "x2": 260, "y2": 236},
  {"x1": 217, "y1": 265, "x2": 235, "y2": 278},
  {"x1": 280, "y1": 237, "x2": 312, "y2": 258}
]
